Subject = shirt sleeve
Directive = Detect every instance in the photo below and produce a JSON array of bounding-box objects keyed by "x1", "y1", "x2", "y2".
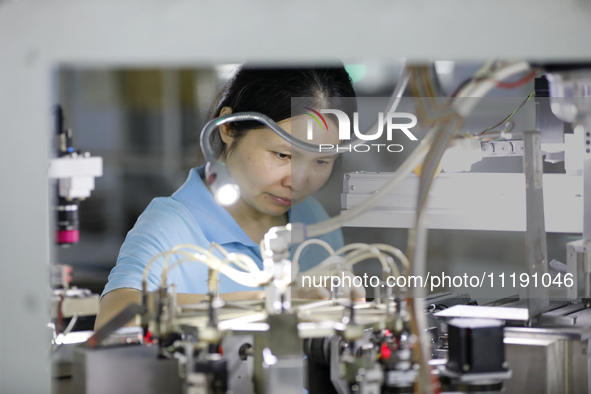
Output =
[{"x1": 101, "y1": 198, "x2": 209, "y2": 297}]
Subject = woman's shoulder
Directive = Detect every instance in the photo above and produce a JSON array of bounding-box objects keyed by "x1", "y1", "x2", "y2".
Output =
[
  {"x1": 126, "y1": 196, "x2": 207, "y2": 244},
  {"x1": 135, "y1": 197, "x2": 196, "y2": 227},
  {"x1": 107, "y1": 196, "x2": 211, "y2": 293},
  {"x1": 292, "y1": 196, "x2": 331, "y2": 224}
]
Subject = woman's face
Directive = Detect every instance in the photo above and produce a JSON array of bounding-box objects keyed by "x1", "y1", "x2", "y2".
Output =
[{"x1": 220, "y1": 115, "x2": 339, "y2": 219}]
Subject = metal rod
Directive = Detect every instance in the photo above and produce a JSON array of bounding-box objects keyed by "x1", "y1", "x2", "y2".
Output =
[{"x1": 523, "y1": 130, "x2": 550, "y2": 319}]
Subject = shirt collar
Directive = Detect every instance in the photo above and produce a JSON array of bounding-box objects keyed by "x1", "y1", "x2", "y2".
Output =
[{"x1": 172, "y1": 166, "x2": 259, "y2": 248}]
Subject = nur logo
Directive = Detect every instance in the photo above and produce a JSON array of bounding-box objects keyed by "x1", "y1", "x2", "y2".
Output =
[
  {"x1": 303, "y1": 107, "x2": 329, "y2": 134},
  {"x1": 304, "y1": 108, "x2": 419, "y2": 153}
]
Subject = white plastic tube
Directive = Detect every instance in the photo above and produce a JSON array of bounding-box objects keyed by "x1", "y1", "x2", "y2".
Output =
[
  {"x1": 369, "y1": 243, "x2": 410, "y2": 272},
  {"x1": 292, "y1": 238, "x2": 335, "y2": 276},
  {"x1": 336, "y1": 243, "x2": 392, "y2": 275},
  {"x1": 338, "y1": 243, "x2": 407, "y2": 278},
  {"x1": 142, "y1": 244, "x2": 268, "y2": 290},
  {"x1": 163, "y1": 255, "x2": 268, "y2": 288},
  {"x1": 210, "y1": 242, "x2": 260, "y2": 273}
]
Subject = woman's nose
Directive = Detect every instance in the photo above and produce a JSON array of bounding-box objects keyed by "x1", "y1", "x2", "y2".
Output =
[
  {"x1": 289, "y1": 168, "x2": 308, "y2": 192},
  {"x1": 286, "y1": 166, "x2": 308, "y2": 193}
]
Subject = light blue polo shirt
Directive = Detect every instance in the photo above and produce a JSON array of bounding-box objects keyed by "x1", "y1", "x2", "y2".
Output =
[{"x1": 102, "y1": 167, "x2": 343, "y2": 296}]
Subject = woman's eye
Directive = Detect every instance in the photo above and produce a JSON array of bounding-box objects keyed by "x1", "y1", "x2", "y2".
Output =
[
  {"x1": 275, "y1": 152, "x2": 290, "y2": 160},
  {"x1": 316, "y1": 160, "x2": 329, "y2": 165}
]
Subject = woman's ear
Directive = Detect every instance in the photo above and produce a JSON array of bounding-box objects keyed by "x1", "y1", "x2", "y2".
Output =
[{"x1": 218, "y1": 107, "x2": 233, "y2": 146}]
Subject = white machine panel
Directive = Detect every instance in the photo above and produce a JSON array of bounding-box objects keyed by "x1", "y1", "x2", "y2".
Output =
[{"x1": 342, "y1": 172, "x2": 583, "y2": 232}]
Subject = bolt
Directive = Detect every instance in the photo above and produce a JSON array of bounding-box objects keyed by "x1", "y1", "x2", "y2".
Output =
[
  {"x1": 238, "y1": 343, "x2": 253, "y2": 361},
  {"x1": 463, "y1": 364, "x2": 470, "y2": 372}
]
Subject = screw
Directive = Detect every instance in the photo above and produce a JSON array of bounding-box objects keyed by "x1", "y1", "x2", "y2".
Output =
[
  {"x1": 463, "y1": 364, "x2": 470, "y2": 371},
  {"x1": 238, "y1": 343, "x2": 253, "y2": 361}
]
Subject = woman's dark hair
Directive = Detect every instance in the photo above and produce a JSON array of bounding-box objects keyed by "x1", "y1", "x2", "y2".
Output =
[{"x1": 208, "y1": 64, "x2": 357, "y2": 156}]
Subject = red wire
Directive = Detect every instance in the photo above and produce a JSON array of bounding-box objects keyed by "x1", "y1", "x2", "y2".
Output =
[
  {"x1": 432, "y1": 368, "x2": 442, "y2": 394},
  {"x1": 496, "y1": 70, "x2": 536, "y2": 89}
]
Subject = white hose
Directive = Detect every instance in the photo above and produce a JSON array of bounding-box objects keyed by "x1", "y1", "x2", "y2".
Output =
[
  {"x1": 345, "y1": 252, "x2": 399, "y2": 278},
  {"x1": 369, "y1": 243, "x2": 410, "y2": 273},
  {"x1": 163, "y1": 255, "x2": 268, "y2": 288},
  {"x1": 209, "y1": 242, "x2": 259, "y2": 272},
  {"x1": 292, "y1": 238, "x2": 335, "y2": 277},
  {"x1": 336, "y1": 243, "x2": 393, "y2": 277},
  {"x1": 303, "y1": 255, "x2": 348, "y2": 276},
  {"x1": 143, "y1": 249, "x2": 210, "y2": 286},
  {"x1": 142, "y1": 244, "x2": 269, "y2": 290}
]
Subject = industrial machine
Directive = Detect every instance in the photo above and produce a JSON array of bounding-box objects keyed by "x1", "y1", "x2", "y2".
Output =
[
  {"x1": 5, "y1": 4, "x2": 591, "y2": 394},
  {"x1": 45, "y1": 61, "x2": 591, "y2": 394}
]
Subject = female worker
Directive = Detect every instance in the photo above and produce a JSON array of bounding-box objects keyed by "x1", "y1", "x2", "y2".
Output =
[{"x1": 96, "y1": 65, "x2": 361, "y2": 328}]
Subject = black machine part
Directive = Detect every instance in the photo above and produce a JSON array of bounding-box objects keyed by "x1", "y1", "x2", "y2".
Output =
[
  {"x1": 192, "y1": 357, "x2": 228, "y2": 394},
  {"x1": 446, "y1": 318, "x2": 506, "y2": 374}
]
